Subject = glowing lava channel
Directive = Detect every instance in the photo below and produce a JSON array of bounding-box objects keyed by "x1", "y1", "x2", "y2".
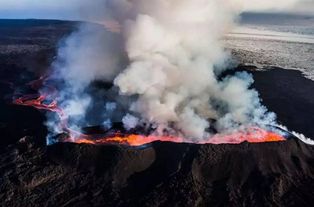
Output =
[{"x1": 13, "y1": 94, "x2": 286, "y2": 146}]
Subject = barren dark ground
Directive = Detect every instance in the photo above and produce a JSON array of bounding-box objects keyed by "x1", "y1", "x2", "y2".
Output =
[{"x1": 0, "y1": 20, "x2": 314, "y2": 207}]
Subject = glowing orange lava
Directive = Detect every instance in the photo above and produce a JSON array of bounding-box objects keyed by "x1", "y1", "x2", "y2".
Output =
[
  {"x1": 13, "y1": 93, "x2": 286, "y2": 146},
  {"x1": 71, "y1": 127, "x2": 285, "y2": 146},
  {"x1": 14, "y1": 95, "x2": 63, "y2": 115}
]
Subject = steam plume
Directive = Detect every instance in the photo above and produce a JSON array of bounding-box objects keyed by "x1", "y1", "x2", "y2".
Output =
[{"x1": 47, "y1": 0, "x2": 302, "y2": 141}]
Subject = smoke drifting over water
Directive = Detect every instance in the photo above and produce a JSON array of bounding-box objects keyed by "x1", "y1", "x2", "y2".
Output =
[{"x1": 45, "y1": 0, "x2": 302, "y2": 141}]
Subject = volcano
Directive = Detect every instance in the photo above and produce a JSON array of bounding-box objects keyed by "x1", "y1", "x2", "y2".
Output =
[
  {"x1": 13, "y1": 93, "x2": 287, "y2": 146},
  {"x1": 12, "y1": 72, "x2": 287, "y2": 146},
  {"x1": 1, "y1": 20, "x2": 314, "y2": 207}
]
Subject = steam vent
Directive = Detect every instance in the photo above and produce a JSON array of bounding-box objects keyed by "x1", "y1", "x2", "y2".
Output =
[{"x1": 1, "y1": 0, "x2": 314, "y2": 206}]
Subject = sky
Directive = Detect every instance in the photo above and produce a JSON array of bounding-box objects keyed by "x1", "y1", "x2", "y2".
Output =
[
  {"x1": 0, "y1": 0, "x2": 312, "y2": 20},
  {"x1": 293, "y1": 0, "x2": 314, "y2": 14},
  {"x1": 0, "y1": 1, "x2": 83, "y2": 20}
]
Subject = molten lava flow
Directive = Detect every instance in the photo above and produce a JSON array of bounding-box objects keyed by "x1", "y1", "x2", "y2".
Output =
[
  {"x1": 13, "y1": 94, "x2": 69, "y2": 131},
  {"x1": 13, "y1": 89, "x2": 286, "y2": 146},
  {"x1": 74, "y1": 134, "x2": 185, "y2": 146},
  {"x1": 70, "y1": 127, "x2": 285, "y2": 146},
  {"x1": 203, "y1": 127, "x2": 285, "y2": 144},
  {"x1": 14, "y1": 95, "x2": 64, "y2": 116}
]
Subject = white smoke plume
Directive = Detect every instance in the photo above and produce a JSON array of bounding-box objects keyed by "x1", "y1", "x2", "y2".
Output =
[
  {"x1": 276, "y1": 125, "x2": 314, "y2": 145},
  {"x1": 47, "y1": 0, "x2": 303, "y2": 140}
]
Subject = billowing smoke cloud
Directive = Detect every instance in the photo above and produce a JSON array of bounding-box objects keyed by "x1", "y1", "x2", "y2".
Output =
[
  {"x1": 46, "y1": 0, "x2": 303, "y2": 140},
  {"x1": 0, "y1": 0, "x2": 308, "y2": 19}
]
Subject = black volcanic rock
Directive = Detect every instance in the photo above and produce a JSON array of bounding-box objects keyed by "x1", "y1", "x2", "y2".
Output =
[
  {"x1": 250, "y1": 67, "x2": 314, "y2": 140},
  {"x1": 1, "y1": 137, "x2": 314, "y2": 207}
]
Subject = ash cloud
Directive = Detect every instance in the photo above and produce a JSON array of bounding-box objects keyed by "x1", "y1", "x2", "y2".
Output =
[{"x1": 43, "y1": 0, "x2": 304, "y2": 140}]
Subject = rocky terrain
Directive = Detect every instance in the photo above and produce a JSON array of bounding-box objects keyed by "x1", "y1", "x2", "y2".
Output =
[
  {"x1": 0, "y1": 136, "x2": 314, "y2": 207},
  {"x1": 0, "y1": 20, "x2": 76, "y2": 63},
  {"x1": 0, "y1": 20, "x2": 314, "y2": 207}
]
